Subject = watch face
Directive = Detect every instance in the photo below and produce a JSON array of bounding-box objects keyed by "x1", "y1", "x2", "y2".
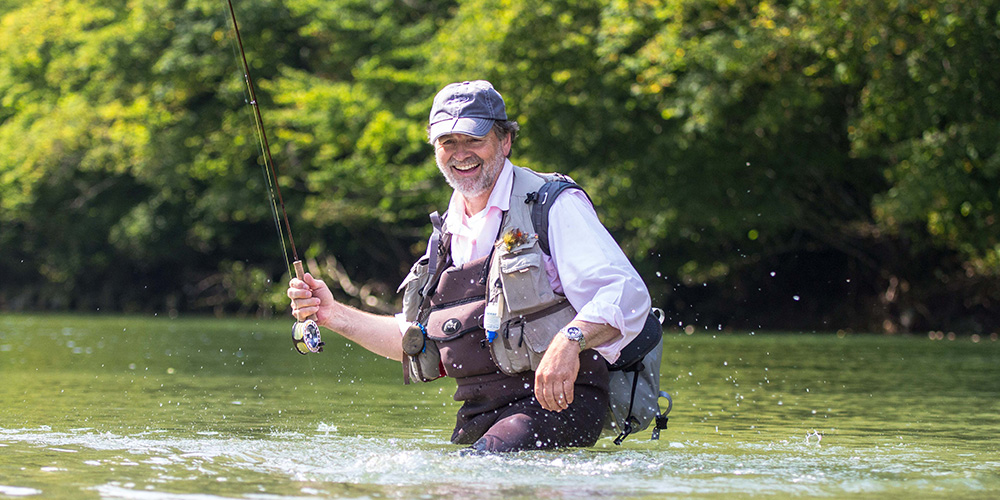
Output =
[{"x1": 565, "y1": 326, "x2": 585, "y2": 350}]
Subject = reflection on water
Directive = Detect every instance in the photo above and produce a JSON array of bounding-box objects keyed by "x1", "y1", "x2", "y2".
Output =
[{"x1": 1, "y1": 315, "x2": 998, "y2": 499}]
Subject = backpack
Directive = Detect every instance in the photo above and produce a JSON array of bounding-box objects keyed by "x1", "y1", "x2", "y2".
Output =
[{"x1": 529, "y1": 179, "x2": 672, "y2": 444}]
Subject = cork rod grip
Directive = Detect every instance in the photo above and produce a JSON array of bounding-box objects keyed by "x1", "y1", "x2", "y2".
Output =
[{"x1": 292, "y1": 260, "x2": 317, "y2": 321}]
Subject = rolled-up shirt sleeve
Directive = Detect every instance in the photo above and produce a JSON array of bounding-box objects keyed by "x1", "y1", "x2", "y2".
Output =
[{"x1": 543, "y1": 189, "x2": 651, "y2": 364}]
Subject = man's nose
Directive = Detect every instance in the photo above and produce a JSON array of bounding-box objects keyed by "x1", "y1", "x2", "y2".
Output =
[{"x1": 452, "y1": 143, "x2": 475, "y2": 159}]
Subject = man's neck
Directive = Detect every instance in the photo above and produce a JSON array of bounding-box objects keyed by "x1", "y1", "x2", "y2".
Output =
[{"x1": 460, "y1": 191, "x2": 491, "y2": 217}]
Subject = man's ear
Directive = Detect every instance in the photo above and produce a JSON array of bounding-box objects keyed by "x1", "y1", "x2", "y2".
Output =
[{"x1": 501, "y1": 133, "x2": 512, "y2": 157}]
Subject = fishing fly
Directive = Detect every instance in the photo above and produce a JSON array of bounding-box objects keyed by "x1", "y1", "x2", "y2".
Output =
[{"x1": 225, "y1": 0, "x2": 323, "y2": 355}]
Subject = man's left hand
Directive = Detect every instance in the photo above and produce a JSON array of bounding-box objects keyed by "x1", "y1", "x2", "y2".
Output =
[
  {"x1": 534, "y1": 333, "x2": 582, "y2": 412},
  {"x1": 535, "y1": 321, "x2": 622, "y2": 412}
]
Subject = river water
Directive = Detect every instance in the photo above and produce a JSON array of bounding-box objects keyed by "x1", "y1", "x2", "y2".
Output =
[{"x1": 1, "y1": 314, "x2": 997, "y2": 499}]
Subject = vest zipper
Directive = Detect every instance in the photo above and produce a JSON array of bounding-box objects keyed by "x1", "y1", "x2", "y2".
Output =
[
  {"x1": 429, "y1": 295, "x2": 483, "y2": 312},
  {"x1": 427, "y1": 325, "x2": 484, "y2": 342}
]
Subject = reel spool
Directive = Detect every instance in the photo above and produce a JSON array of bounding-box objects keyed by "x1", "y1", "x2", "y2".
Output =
[
  {"x1": 291, "y1": 260, "x2": 324, "y2": 355},
  {"x1": 292, "y1": 318, "x2": 324, "y2": 354}
]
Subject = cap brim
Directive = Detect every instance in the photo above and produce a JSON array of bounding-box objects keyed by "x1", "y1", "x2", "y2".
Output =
[{"x1": 429, "y1": 117, "x2": 494, "y2": 144}]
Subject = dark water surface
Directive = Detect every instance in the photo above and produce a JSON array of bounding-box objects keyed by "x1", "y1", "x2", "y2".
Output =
[{"x1": 1, "y1": 314, "x2": 998, "y2": 499}]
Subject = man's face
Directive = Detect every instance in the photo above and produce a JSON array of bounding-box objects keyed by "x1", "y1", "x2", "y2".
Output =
[{"x1": 434, "y1": 131, "x2": 510, "y2": 199}]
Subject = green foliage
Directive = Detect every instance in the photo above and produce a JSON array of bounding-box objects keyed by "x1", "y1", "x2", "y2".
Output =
[
  {"x1": 422, "y1": 0, "x2": 998, "y2": 331},
  {"x1": 0, "y1": 0, "x2": 301, "y2": 310},
  {"x1": 1, "y1": 0, "x2": 997, "y2": 331},
  {"x1": 852, "y1": 1, "x2": 1000, "y2": 273}
]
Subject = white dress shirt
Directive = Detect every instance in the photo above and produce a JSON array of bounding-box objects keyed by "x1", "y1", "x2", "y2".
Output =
[{"x1": 439, "y1": 160, "x2": 651, "y2": 364}]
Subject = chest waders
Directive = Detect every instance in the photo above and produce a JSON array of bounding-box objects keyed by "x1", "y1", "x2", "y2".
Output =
[{"x1": 402, "y1": 235, "x2": 609, "y2": 450}]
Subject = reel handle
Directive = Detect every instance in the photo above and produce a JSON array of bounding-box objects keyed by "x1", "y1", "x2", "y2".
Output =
[{"x1": 291, "y1": 260, "x2": 324, "y2": 354}]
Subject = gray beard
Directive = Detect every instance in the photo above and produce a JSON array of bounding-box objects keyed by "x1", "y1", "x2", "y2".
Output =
[{"x1": 437, "y1": 145, "x2": 506, "y2": 199}]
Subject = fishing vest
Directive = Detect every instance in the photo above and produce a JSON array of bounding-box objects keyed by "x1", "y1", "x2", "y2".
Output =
[
  {"x1": 399, "y1": 167, "x2": 575, "y2": 377},
  {"x1": 398, "y1": 166, "x2": 670, "y2": 443}
]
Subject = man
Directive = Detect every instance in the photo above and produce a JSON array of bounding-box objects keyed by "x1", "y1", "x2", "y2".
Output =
[{"x1": 288, "y1": 80, "x2": 650, "y2": 452}]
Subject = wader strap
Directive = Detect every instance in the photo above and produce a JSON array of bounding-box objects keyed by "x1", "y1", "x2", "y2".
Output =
[
  {"x1": 426, "y1": 212, "x2": 443, "y2": 279},
  {"x1": 417, "y1": 232, "x2": 453, "y2": 325},
  {"x1": 402, "y1": 230, "x2": 452, "y2": 385}
]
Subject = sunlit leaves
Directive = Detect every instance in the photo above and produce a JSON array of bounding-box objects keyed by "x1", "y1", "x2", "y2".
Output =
[{"x1": 1, "y1": 0, "x2": 997, "y2": 327}]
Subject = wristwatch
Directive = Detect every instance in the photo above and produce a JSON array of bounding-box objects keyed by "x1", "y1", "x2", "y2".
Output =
[{"x1": 563, "y1": 326, "x2": 586, "y2": 350}]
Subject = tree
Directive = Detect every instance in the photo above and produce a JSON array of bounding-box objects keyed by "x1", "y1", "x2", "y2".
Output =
[
  {"x1": 2, "y1": 0, "x2": 996, "y2": 332},
  {"x1": 0, "y1": 0, "x2": 312, "y2": 312},
  {"x1": 419, "y1": 0, "x2": 1000, "y2": 332}
]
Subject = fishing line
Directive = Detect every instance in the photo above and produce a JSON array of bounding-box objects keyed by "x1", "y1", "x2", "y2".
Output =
[{"x1": 225, "y1": 0, "x2": 324, "y2": 356}]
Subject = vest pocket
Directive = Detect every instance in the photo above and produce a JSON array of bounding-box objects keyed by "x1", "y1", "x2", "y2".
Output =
[
  {"x1": 399, "y1": 256, "x2": 443, "y2": 383},
  {"x1": 490, "y1": 301, "x2": 576, "y2": 375},
  {"x1": 427, "y1": 299, "x2": 494, "y2": 378},
  {"x1": 490, "y1": 317, "x2": 533, "y2": 374},
  {"x1": 498, "y1": 245, "x2": 556, "y2": 315},
  {"x1": 404, "y1": 342, "x2": 444, "y2": 383}
]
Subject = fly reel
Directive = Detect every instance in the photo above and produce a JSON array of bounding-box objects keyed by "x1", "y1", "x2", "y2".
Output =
[{"x1": 292, "y1": 318, "x2": 324, "y2": 354}]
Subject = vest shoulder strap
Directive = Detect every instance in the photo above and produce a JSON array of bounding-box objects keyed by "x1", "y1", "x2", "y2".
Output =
[
  {"x1": 418, "y1": 211, "x2": 452, "y2": 312},
  {"x1": 528, "y1": 179, "x2": 592, "y2": 255}
]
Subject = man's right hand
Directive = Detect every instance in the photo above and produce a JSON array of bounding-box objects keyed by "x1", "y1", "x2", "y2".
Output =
[{"x1": 287, "y1": 273, "x2": 336, "y2": 328}]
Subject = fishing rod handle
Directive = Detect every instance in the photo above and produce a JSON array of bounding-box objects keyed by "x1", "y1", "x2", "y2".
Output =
[
  {"x1": 292, "y1": 260, "x2": 318, "y2": 322},
  {"x1": 291, "y1": 260, "x2": 323, "y2": 354}
]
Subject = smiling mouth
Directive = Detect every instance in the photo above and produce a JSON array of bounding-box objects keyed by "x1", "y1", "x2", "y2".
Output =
[{"x1": 452, "y1": 161, "x2": 482, "y2": 172}]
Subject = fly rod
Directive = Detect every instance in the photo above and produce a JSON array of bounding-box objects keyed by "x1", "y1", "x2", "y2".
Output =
[{"x1": 226, "y1": 0, "x2": 323, "y2": 355}]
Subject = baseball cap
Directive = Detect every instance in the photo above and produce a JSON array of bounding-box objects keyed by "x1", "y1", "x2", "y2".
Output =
[{"x1": 428, "y1": 80, "x2": 507, "y2": 144}]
